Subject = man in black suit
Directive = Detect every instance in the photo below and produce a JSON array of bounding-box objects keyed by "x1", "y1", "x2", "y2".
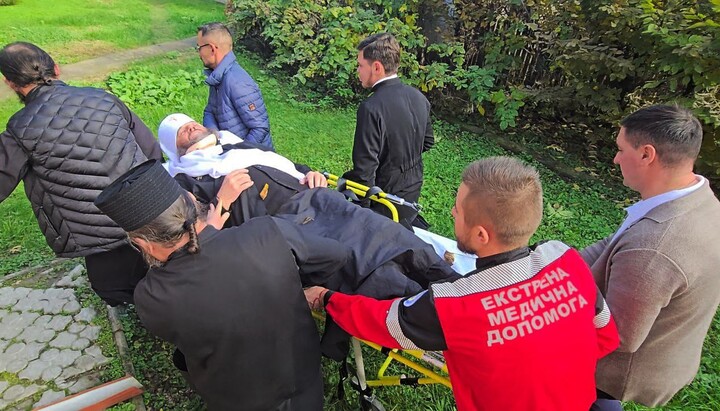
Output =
[{"x1": 342, "y1": 33, "x2": 434, "y2": 227}]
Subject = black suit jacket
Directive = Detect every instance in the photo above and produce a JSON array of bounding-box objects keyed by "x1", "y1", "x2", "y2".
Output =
[{"x1": 343, "y1": 77, "x2": 434, "y2": 203}]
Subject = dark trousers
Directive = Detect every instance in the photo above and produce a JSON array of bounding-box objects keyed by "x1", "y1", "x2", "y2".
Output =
[
  {"x1": 590, "y1": 390, "x2": 624, "y2": 411},
  {"x1": 85, "y1": 243, "x2": 148, "y2": 306}
]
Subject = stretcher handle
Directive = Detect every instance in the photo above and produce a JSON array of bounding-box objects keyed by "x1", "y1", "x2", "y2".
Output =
[{"x1": 324, "y1": 172, "x2": 420, "y2": 209}]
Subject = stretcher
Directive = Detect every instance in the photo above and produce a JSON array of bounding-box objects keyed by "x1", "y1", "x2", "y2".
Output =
[{"x1": 322, "y1": 174, "x2": 476, "y2": 410}]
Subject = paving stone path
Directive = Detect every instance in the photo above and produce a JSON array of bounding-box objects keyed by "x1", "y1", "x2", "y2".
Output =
[{"x1": 0, "y1": 264, "x2": 110, "y2": 410}]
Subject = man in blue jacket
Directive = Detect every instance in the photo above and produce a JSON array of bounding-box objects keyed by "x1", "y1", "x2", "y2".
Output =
[{"x1": 196, "y1": 22, "x2": 274, "y2": 150}]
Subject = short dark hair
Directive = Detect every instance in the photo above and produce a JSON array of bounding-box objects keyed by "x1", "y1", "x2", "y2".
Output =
[
  {"x1": 0, "y1": 42, "x2": 56, "y2": 87},
  {"x1": 621, "y1": 105, "x2": 703, "y2": 166},
  {"x1": 357, "y1": 33, "x2": 401, "y2": 74},
  {"x1": 197, "y1": 22, "x2": 232, "y2": 38}
]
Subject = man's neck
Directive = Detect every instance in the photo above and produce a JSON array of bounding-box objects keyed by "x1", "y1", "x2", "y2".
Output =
[
  {"x1": 371, "y1": 73, "x2": 398, "y2": 88},
  {"x1": 474, "y1": 242, "x2": 521, "y2": 259},
  {"x1": 639, "y1": 170, "x2": 698, "y2": 200}
]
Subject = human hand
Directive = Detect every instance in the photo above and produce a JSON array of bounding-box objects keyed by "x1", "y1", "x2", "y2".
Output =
[
  {"x1": 304, "y1": 286, "x2": 329, "y2": 311},
  {"x1": 206, "y1": 200, "x2": 231, "y2": 230},
  {"x1": 217, "y1": 169, "x2": 253, "y2": 206},
  {"x1": 301, "y1": 171, "x2": 328, "y2": 189}
]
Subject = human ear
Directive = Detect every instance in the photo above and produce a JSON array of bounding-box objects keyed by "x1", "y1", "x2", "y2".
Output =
[
  {"x1": 372, "y1": 61, "x2": 383, "y2": 73},
  {"x1": 132, "y1": 237, "x2": 153, "y2": 255},
  {"x1": 641, "y1": 144, "x2": 657, "y2": 163},
  {"x1": 475, "y1": 225, "x2": 491, "y2": 246}
]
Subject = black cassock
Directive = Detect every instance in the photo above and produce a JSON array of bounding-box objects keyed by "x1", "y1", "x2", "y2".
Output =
[{"x1": 134, "y1": 217, "x2": 350, "y2": 410}]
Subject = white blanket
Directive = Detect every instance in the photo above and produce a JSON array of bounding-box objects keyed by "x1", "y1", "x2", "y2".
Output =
[{"x1": 413, "y1": 227, "x2": 477, "y2": 275}]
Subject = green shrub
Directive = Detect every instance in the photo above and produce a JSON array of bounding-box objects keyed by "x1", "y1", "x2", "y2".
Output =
[
  {"x1": 106, "y1": 68, "x2": 206, "y2": 109},
  {"x1": 0, "y1": 0, "x2": 18, "y2": 6},
  {"x1": 227, "y1": 0, "x2": 525, "y2": 127}
]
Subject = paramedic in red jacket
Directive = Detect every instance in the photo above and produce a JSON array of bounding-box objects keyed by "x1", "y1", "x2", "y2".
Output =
[{"x1": 305, "y1": 156, "x2": 620, "y2": 411}]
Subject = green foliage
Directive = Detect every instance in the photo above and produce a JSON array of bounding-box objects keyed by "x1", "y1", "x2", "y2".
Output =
[
  {"x1": 106, "y1": 68, "x2": 206, "y2": 109},
  {"x1": 228, "y1": 0, "x2": 720, "y2": 185},
  {"x1": 106, "y1": 403, "x2": 136, "y2": 411},
  {"x1": 227, "y1": 0, "x2": 525, "y2": 125},
  {"x1": 0, "y1": 0, "x2": 18, "y2": 6}
]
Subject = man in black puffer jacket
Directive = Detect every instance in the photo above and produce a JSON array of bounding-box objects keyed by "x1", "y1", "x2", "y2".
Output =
[{"x1": 0, "y1": 42, "x2": 162, "y2": 305}]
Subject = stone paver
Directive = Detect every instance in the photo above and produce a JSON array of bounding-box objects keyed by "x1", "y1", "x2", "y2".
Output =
[
  {"x1": 49, "y1": 331, "x2": 78, "y2": 349},
  {"x1": 0, "y1": 263, "x2": 118, "y2": 410},
  {"x1": 34, "y1": 389, "x2": 65, "y2": 408},
  {"x1": 0, "y1": 33, "x2": 190, "y2": 411}
]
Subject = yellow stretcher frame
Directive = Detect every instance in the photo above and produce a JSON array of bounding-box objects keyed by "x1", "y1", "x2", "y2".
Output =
[
  {"x1": 324, "y1": 173, "x2": 421, "y2": 223},
  {"x1": 320, "y1": 174, "x2": 452, "y2": 409}
]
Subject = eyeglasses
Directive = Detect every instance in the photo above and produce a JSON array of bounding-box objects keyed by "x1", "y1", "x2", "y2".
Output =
[{"x1": 195, "y1": 43, "x2": 212, "y2": 52}]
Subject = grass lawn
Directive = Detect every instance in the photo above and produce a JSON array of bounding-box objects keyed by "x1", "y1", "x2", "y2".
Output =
[
  {"x1": 0, "y1": 46, "x2": 718, "y2": 410},
  {"x1": 0, "y1": 0, "x2": 224, "y2": 64}
]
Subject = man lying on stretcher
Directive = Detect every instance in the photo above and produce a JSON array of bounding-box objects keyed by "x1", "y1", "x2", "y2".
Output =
[
  {"x1": 156, "y1": 113, "x2": 460, "y2": 359},
  {"x1": 158, "y1": 113, "x2": 327, "y2": 224}
]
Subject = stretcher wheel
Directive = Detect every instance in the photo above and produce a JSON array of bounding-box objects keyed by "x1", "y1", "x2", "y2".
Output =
[{"x1": 360, "y1": 394, "x2": 386, "y2": 411}]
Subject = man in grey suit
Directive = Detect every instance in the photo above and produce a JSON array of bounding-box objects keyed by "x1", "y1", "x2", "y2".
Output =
[{"x1": 582, "y1": 105, "x2": 720, "y2": 410}]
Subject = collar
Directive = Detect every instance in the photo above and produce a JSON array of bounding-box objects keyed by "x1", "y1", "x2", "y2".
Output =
[
  {"x1": 473, "y1": 246, "x2": 531, "y2": 272},
  {"x1": 371, "y1": 75, "x2": 399, "y2": 91},
  {"x1": 611, "y1": 175, "x2": 705, "y2": 242},
  {"x1": 205, "y1": 51, "x2": 237, "y2": 86},
  {"x1": 24, "y1": 79, "x2": 65, "y2": 104}
]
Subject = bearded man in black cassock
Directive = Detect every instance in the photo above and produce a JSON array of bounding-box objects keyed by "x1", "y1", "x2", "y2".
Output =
[
  {"x1": 342, "y1": 33, "x2": 434, "y2": 228},
  {"x1": 95, "y1": 160, "x2": 351, "y2": 410}
]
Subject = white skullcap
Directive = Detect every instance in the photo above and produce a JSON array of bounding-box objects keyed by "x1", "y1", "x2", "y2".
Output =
[{"x1": 158, "y1": 113, "x2": 195, "y2": 163}]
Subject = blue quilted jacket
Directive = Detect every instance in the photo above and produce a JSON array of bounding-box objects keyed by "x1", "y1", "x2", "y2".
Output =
[{"x1": 203, "y1": 51, "x2": 274, "y2": 150}]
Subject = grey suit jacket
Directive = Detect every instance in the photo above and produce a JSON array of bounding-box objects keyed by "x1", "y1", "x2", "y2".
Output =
[{"x1": 581, "y1": 180, "x2": 720, "y2": 406}]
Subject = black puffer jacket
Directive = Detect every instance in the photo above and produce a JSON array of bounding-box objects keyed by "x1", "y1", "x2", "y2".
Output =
[{"x1": 5, "y1": 82, "x2": 147, "y2": 257}]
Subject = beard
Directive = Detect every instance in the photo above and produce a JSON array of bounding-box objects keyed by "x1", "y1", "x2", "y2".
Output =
[
  {"x1": 178, "y1": 130, "x2": 218, "y2": 156},
  {"x1": 129, "y1": 241, "x2": 165, "y2": 269},
  {"x1": 141, "y1": 250, "x2": 165, "y2": 269},
  {"x1": 456, "y1": 237, "x2": 474, "y2": 255}
]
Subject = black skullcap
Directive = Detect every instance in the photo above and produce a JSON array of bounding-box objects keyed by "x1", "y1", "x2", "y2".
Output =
[{"x1": 95, "y1": 160, "x2": 184, "y2": 232}]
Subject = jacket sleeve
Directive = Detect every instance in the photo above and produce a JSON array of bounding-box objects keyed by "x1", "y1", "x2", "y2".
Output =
[
  {"x1": 593, "y1": 287, "x2": 619, "y2": 358},
  {"x1": 294, "y1": 163, "x2": 312, "y2": 175},
  {"x1": 272, "y1": 218, "x2": 351, "y2": 287},
  {"x1": 423, "y1": 104, "x2": 434, "y2": 153},
  {"x1": 580, "y1": 235, "x2": 612, "y2": 267},
  {"x1": 342, "y1": 102, "x2": 382, "y2": 187},
  {"x1": 230, "y1": 84, "x2": 270, "y2": 146},
  {"x1": 0, "y1": 129, "x2": 29, "y2": 202},
  {"x1": 603, "y1": 247, "x2": 687, "y2": 353},
  {"x1": 325, "y1": 289, "x2": 448, "y2": 351}
]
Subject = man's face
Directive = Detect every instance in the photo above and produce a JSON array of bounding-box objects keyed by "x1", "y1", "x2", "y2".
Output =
[
  {"x1": 452, "y1": 183, "x2": 475, "y2": 254},
  {"x1": 197, "y1": 32, "x2": 216, "y2": 70},
  {"x1": 357, "y1": 50, "x2": 376, "y2": 89},
  {"x1": 614, "y1": 127, "x2": 646, "y2": 192},
  {"x1": 176, "y1": 121, "x2": 208, "y2": 153}
]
